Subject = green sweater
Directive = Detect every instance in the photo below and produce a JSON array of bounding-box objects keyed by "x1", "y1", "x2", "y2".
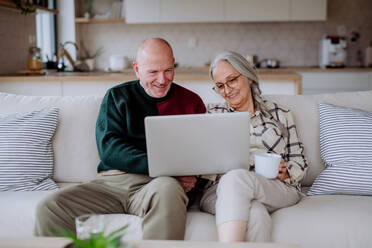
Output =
[{"x1": 96, "y1": 80, "x2": 206, "y2": 174}]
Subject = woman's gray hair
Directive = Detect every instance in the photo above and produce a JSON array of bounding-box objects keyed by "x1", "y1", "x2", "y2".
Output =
[
  {"x1": 209, "y1": 51, "x2": 287, "y2": 135},
  {"x1": 209, "y1": 51, "x2": 264, "y2": 112}
]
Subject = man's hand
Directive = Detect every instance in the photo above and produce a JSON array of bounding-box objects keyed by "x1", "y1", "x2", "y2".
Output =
[
  {"x1": 277, "y1": 162, "x2": 290, "y2": 182},
  {"x1": 175, "y1": 176, "x2": 197, "y2": 193}
]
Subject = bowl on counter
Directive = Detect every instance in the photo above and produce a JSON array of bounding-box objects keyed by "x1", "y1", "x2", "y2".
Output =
[{"x1": 259, "y1": 59, "x2": 280, "y2": 68}]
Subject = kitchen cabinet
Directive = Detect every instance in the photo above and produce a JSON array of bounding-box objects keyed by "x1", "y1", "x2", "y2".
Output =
[
  {"x1": 0, "y1": 70, "x2": 301, "y2": 102},
  {"x1": 299, "y1": 71, "x2": 370, "y2": 95},
  {"x1": 179, "y1": 79, "x2": 300, "y2": 104},
  {"x1": 178, "y1": 81, "x2": 225, "y2": 104},
  {"x1": 225, "y1": 0, "x2": 327, "y2": 22},
  {"x1": 3, "y1": 70, "x2": 371, "y2": 99},
  {"x1": 0, "y1": 76, "x2": 123, "y2": 97},
  {"x1": 225, "y1": 0, "x2": 290, "y2": 22},
  {"x1": 176, "y1": 69, "x2": 301, "y2": 103},
  {"x1": 125, "y1": 0, "x2": 327, "y2": 23},
  {"x1": 160, "y1": 0, "x2": 224, "y2": 23},
  {"x1": 0, "y1": 80, "x2": 62, "y2": 96},
  {"x1": 62, "y1": 81, "x2": 119, "y2": 96},
  {"x1": 125, "y1": 0, "x2": 161, "y2": 23},
  {"x1": 290, "y1": 0, "x2": 327, "y2": 21}
]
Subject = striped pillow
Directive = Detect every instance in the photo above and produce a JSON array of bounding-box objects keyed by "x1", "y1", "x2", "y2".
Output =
[
  {"x1": 308, "y1": 103, "x2": 372, "y2": 196},
  {"x1": 0, "y1": 108, "x2": 59, "y2": 191}
]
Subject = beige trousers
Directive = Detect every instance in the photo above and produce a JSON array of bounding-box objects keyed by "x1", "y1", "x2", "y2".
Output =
[
  {"x1": 200, "y1": 169, "x2": 302, "y2": 242},
  {"x1": 34, "y1": 174, "x2": 188, "y2": 240}
]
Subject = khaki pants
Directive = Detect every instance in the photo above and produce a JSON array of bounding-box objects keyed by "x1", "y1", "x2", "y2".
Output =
[
  {"x1": 200, "y1": 169, "x2": 302, "y2": 242},
  {"x1": 34, "y1": 174, "x2": 188, "y2": 240}
]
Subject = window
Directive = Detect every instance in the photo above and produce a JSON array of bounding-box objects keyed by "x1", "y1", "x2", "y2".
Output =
[{"x1": 35, "y1": 0, "x2": 57, "y2": 62}]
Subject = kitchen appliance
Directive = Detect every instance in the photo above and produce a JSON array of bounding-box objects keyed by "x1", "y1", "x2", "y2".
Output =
[
  {"x1": 109, "y1": 55, "x2": 129, "y2": 71},
  {"x1": 319, "y1": 35, "x2": 347, "y2": 68}
]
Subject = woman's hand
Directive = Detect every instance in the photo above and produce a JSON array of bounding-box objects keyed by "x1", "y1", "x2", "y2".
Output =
[
  {"x1": 277, "y1": 162, "x2": 290, "y2": 181},
  {"x1": 175, "y1": 176, "x2": 197, "y2": 192}
]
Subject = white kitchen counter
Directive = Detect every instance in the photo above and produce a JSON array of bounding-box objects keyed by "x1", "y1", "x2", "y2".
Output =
[{"x1": 0, "y1": 68, "x2": 302, "y2": 104}]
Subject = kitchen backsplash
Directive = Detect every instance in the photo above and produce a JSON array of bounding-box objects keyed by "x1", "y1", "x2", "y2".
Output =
[
  {"x1": 78, "y1": 0, "x2": 372, "y2": 69},
  {"x1": 0, "y1": 8, "x2": 36, "y2": 74},
  {"x1": 0, "y1": 0, "x2": 371, "y2": 74}
]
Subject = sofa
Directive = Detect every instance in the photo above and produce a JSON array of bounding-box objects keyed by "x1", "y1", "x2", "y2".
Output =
[{"x1": 0, "y1": 90, "x2": 371, "y2": 248}]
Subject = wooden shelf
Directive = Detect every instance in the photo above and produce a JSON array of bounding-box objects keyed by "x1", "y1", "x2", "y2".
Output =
[
  {"x1": 34, "y1": 5, "x2": 58, "y2": 14},
  {"x1": 0, "y1": 0, "x2": 58, "y2": 14},
  {"x1": 75, "y1": 18, "x2": 125, "y2": 23}
]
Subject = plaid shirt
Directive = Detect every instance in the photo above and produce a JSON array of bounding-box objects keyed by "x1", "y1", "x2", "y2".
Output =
[{"x1": 203, "y1": 98, "x2": 308, "y2": 189}]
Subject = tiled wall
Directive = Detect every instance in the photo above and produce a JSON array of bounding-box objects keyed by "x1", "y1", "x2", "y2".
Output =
[
  {"x1": 1, "y1": 0, "x2": 371, "y2": 74},
  {"x1": 77, "y1": 0, "x2": 372, "y2": 69},
  {"x1": 0, "y1": 8, "x2": 36, "y2": 74}
]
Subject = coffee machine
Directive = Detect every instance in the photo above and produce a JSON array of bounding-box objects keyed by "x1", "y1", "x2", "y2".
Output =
[{"x1": 319, "y1": 35, "x2": 347, "y2": 68}]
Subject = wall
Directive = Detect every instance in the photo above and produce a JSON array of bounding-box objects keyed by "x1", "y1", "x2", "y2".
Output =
[
  {"x1": 77, "y1": 0, "x2": 372, "y2": 70},
  {"x1": 0, "y1": 8, "x2": 36, "y2": 74}
]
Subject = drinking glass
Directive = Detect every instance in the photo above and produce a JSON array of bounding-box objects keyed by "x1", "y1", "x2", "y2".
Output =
[{"x1": 75, "y1": 214, "x2": 105, "y2": 240}]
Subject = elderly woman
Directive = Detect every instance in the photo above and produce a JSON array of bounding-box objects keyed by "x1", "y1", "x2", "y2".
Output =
[{"x1": 200, "y1": 51, "x2": 308, "y2": 242}]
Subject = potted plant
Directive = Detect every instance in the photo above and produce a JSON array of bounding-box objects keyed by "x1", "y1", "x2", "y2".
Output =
[
  {"x1": 84, "y1": 0, "x2": 94, "y2": 19},
  {"x1": 78, "y1": 42, "x2": 104, "y2": 71},
  {"x1": 11, "y1": 0, "x2": 35, "y2": 15},
  {"x1": 62, "y1": 226, "x2": 132, "y2": 248}
]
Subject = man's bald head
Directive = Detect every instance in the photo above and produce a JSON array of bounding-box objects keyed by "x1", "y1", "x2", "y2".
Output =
[
  {"x1": 133, "y1": 38, "x2": 175, "y2": 98},
  {"x1": 136, "y1": 38, "x2": 174, "y2": 65}
]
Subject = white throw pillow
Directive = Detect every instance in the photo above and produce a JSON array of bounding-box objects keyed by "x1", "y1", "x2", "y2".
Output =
[
  {"x1": 0, "y1": 108, "x2": 59, "y2": 191},
  {"x1": 308, "y1": 103, "x2": 372, "y2": 196}
]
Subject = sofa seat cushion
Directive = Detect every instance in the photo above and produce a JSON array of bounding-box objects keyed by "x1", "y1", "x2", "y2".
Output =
[
  {"x1": 0, "y1": 190, "x2": 57, "y2": 237},
  {"x1": 0, "y1": 183, "x2": 79, "y2": 237},
  {"x1": 0, "y1": 181, "x2": 217, "y2": 240},
  {"x1": 271, "y1": 195, "x2": 372, "y2": 248},
  {"x1": 85, "y1": 211, "x2": 218, "y2": 241},
  {"x1": 184, "y1": 211, "x2": 217, "y2": 241}
]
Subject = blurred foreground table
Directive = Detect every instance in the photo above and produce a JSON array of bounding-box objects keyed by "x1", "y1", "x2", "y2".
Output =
[{"x1": 0, "y1": 238, "x2": 300, "y2": 248}]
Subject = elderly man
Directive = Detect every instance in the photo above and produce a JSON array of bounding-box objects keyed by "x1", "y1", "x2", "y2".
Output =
[{"x1": 34, "y1": 38, "x2": 206, "y2": 239}]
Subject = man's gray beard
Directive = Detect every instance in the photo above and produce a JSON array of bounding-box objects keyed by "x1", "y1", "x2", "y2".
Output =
[{"x1": 140, "y1": 81, "x2": 171, "y2": 98}]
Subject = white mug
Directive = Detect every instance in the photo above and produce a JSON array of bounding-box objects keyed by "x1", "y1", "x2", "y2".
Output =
[
  {"x1": 254, "y1": 153, "x2": 281, "y2": 179},
  {"x1": 109, "y1": 55, "x2": 129, "y2": 71}
]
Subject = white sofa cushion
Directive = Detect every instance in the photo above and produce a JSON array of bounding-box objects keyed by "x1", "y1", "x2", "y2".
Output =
[
  {"x1": 0, "y1": 190, "x2": 57, "y2": 237},
  {"x1": 2, "y1": 91, "x2": 372, "y2": 186},
  {"x1": 308, "y1": 164, "x2": 372, "y2": 195},
  {"x1": 318, "y1": 103, "x2": 372, "y2": 166},
  {"x1": 184, "y1": 211, "x2": 217, "y2": 241},
  {"x1": 265, "y1": 91, "x2": 372, "y2": 186},
  {"x1": 308, "y1": 103, "x2": 372, "y2": 195},
  {"x1": 271, "y1": 195, "x2": 372, "y2": 248},
  {"x1": 101, "y1": 211, "x2": 218, "y2": 242},
  {"x1": 0, "y1": 93, "x2": 103, "y2": 183},
  {"x1": 0, "y1": 185, "x2": 217, "y2": 241},
  {"x1": 0, "y1": 108, "x2": 59, "y2": 191}
]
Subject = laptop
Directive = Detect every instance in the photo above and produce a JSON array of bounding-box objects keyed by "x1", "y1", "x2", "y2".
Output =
[{"x1": 145, "y1": 112, "x2": 250, "y2": 177}]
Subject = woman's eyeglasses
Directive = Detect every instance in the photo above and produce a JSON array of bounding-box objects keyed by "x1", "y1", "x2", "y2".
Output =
[{"x1": 213, "y1": 74, "x2": 242, "y2": 94}]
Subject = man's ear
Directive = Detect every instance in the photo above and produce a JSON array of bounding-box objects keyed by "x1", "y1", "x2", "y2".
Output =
[{"x1": 133, "y1": 61, "x2": 140, "y2": 79}]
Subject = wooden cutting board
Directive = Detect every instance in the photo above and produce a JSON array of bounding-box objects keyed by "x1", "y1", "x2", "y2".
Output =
[{"x1": 16, "y1": 69, "x2": 57, "y2": 75}]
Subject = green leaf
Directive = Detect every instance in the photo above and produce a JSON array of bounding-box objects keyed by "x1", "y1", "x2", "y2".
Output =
[{"x1": 60, "y1": 225, "x2": 130, "y2": 248}]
